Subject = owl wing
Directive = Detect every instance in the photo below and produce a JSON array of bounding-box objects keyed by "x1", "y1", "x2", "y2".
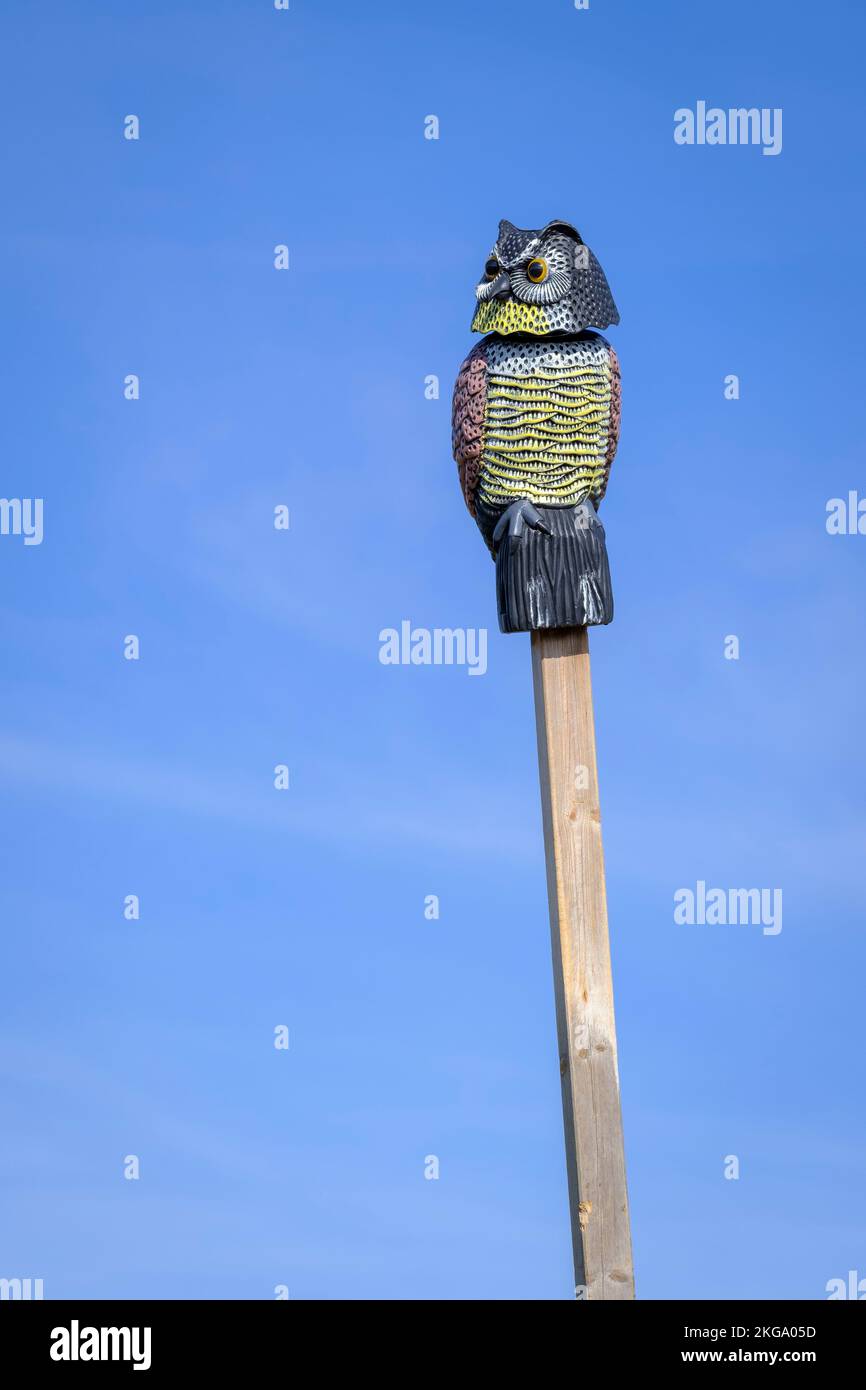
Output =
[
  {"x1": 451, "y1": 340, "x2": 488, "y2": 517},
  {"x1": 594, "y1": 343, "x2": 621, "y2": 505}
]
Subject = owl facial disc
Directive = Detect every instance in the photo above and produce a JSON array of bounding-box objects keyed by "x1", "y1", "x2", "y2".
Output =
[{"x1": 471, "y1": 218, "x2": 619, "y2": 337}]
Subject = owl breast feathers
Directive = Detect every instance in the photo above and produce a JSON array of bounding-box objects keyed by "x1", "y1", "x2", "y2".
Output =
[{"x1": 452, "y1": 332, "x2": 621, "y2": 552}]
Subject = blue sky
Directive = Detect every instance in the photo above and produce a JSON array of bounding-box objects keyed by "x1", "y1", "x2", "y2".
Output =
[{"x1": 1, "y1": 0, "x2": 864, "y2": 1300}]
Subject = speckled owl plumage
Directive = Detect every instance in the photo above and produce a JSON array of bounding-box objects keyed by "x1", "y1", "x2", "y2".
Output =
[{"x1": 452, "y1": 218, "x2": 621, "y2": 633}]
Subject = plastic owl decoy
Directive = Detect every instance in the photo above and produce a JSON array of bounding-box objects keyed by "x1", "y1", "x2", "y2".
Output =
[{"x1": 452, "y1": 219, "x2": 621, "y2": 632}]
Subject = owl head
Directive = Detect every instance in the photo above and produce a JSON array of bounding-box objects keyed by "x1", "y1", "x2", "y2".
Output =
[{"x1": 471, "y1": 218, "x2": 619, "y2": 337}]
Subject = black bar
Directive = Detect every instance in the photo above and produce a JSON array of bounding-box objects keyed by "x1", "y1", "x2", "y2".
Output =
[{"x1": 1, "y1": 1298, "x2": 860, "y2": 1375}]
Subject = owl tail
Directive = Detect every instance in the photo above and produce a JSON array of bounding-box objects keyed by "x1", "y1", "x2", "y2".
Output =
[{"x1": 493, "y1": 499, "x2": 613, "y2": 634}]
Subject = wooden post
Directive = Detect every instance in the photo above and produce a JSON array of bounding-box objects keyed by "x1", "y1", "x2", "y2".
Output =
[{"x1": 531, "y1": 626, "x2": 634, "y2": 1301}]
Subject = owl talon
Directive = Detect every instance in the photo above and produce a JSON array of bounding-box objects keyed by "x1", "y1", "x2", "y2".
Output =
[{"x1": 492, "y1": 500, "x2": 551, "y2": 551}]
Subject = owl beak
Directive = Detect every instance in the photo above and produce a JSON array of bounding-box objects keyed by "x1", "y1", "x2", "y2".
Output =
[{"x1": 490, "y1": 271, "x2": 511, "y2": 300}]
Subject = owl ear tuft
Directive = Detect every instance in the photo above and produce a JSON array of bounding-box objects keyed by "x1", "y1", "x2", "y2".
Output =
[{"x1": 541, "y1": 219, "x2": 583, "y2": 243}]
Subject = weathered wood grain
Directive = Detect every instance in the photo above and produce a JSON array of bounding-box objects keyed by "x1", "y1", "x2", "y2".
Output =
[{"x1": 531, "y1": 626, "x2": 634, "y2": 1300}]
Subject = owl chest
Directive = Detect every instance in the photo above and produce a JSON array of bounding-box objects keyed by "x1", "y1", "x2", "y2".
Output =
[{"x1": 476, "y1": 344, "x2": 611, "y2": 508}]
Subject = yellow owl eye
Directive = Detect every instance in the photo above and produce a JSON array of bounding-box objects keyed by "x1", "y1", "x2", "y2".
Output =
[
  {"x1": 483, "y1": 257, "x2": 500, "y2": 280},
  {"x1": 526, "y1": 257, "x2": 548, "y2": 283}
]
